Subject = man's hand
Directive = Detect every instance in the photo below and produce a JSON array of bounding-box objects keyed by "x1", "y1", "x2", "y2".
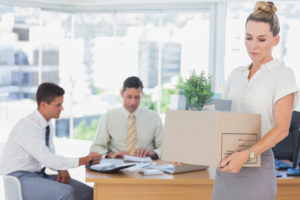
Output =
[
  {"x1": 106, "y1": 151, "x2": 128, "y2": 159},
  {"x1": 79, "y1": 152, "x2": 101, "y2": 166},
  {"x1": 56, "y1": 170, "x2": 71, "y2": 184},
  {"x1": 134, "y1": 147, "x2": 158, "y2": 160}
]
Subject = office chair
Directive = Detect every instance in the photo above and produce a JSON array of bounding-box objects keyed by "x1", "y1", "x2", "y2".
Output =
[
  {"x1": 273, "y1": 111, "x2": 300, "y2": 170},
  {"x1": 0, "y1": 143, "x2": 23, "y2": 200},
  {"x1": 1, "y1": 175, "x2": 23, "y2": 200}
]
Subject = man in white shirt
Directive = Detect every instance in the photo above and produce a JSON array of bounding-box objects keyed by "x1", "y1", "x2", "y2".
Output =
[
  {"x1": 90, "y1": 76, "x2": 163, "y2": 160},
  {"x1": 0, "y1": 83, "x2": 101, "y2": 200}
]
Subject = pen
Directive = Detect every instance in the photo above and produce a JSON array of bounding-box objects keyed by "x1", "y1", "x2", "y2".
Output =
[
  {"x1": 101, "y1": 150, "x2": 112, "y2": 158},
  {"x1": 89, "y1": 150, "x2": 112, "y2": 166}
]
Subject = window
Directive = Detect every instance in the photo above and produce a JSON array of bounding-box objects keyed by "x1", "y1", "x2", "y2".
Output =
[
  {"x1": 225, "y1": 2, "x2": 300, "y2": 88},
  {"x1": 0, "y1": 5, "x2": 211, "y2": 141}
]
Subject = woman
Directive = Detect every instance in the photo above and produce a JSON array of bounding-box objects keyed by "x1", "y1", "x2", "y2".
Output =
[{"x1": 212, "y1": 1, "x2": 299, "y2": 200}]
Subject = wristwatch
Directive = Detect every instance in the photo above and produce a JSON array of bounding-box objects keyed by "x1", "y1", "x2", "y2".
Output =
[{"x1": 248, "y1": 148, "x2": 255, "y2": 161}]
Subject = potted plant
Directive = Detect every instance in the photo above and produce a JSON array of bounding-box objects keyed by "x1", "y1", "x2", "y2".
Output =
[{"x1": 177, "y1": 70, "x2": 214, "y2": 110}]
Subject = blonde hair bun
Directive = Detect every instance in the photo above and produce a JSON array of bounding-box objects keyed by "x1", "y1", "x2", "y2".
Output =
[
  {"x1": 254, "y1": 1, "x2": 277, "y2": 14},
  {"x1": 246, "y1": 1, "x2": 280, "y2": 35}
]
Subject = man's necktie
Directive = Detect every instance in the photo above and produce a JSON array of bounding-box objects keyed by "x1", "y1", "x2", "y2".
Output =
[
  {"x1": 126, "y1": 114, "x2": 136, "y2": 155},
  {"x1": 45, "y1": 125, "x2": 50, "y2": 147},
  {"x1": 40, "y1": 125, "x2": 50, "y2": 178}
]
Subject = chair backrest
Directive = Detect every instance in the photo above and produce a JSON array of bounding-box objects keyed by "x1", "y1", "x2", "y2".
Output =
[
  {"x1": 0, "y1": 143, "x2": 23, "y2": 200},
  {"x1": 272, "y1": 111, "x2": 300, "y2": 160},
  {"x1": 2, "y1": 175, "x2": 23, "y2": 200}
]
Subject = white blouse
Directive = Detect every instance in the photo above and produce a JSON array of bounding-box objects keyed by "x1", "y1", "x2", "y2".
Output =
[{"x1": 223, "y1": 59, "x2": 299, "y2": 136}]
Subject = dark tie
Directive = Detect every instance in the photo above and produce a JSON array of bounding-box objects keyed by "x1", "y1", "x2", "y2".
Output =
[
  {"x1": 40, "y1": 125, "x2": 50, "y2": 178},
  {"x1": 45, "y1": 125, "x2": 50, "y2": 147}
]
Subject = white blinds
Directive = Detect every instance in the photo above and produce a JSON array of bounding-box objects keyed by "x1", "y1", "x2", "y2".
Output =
[{"x1": 0, "y1": 0, "x2": 214, "y2": 12}]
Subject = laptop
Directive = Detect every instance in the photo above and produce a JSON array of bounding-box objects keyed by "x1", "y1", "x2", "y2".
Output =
[{"x1": 157, "y1": 163, "x2": 208, "y2": 174}]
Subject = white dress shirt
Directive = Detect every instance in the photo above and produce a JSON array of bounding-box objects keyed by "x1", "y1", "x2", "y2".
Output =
[
  {"x1": 0, "y1": 110, "x2": 78, "y2": 175},
  {"x1": 90, "y1": 106, "x2": 163, "y2": 158},
  {"x1": 223, "y1": 59, "x2": 299, "y2": 136}
]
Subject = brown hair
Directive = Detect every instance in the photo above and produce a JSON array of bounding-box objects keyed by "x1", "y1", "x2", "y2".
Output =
[
  {"x1": 36, "y1": 82, "x2": 64, "y2": 107},
  {"x1": 246, "y1": 1, "x2": 280, "y2": 36},
  {"x1": 122, "y1": 76, "x2": 143, "y2": 92}
]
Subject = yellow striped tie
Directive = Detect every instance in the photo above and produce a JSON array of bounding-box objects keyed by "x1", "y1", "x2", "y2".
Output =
[{"x1": 127, "y1": 113, "x2": 136, "y2": 155}]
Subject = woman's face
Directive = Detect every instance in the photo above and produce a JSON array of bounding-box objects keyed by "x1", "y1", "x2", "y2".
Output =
[{"x1": 245, "y1": 20, "x2": 279, "y2": 64}]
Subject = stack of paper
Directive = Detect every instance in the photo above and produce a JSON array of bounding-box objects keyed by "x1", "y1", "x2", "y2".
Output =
[{"x1": 123, "y1": 155, "x2": 152, "y2": 163}]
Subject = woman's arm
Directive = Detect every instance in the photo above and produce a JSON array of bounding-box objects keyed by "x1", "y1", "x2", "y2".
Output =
[{"x1": 219, "y1": 93, "x2": 294, "y2": 173}]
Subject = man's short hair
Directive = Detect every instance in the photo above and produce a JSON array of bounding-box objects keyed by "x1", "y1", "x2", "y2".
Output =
[
  {"x1": 36, "y1": 82, "x2": 65, "y2": 107},
  {"x1": 122, "y1": 76, "x2": 143, "y2": 91}
]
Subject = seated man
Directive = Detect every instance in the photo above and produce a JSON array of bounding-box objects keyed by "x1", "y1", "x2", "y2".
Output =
[
  {"x1": 0, "y1": 82, "x2": 101, "y2": 200},
  {"x1": 90, "y1": 76, "x2": 163, "y2": 160}
]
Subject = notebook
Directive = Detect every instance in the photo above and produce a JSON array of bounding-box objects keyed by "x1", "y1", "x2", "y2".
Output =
[
  {"x1": 87, "y1": 162, "x2": 135, "y2": 173},
  {"x1": 86, "y1": 158, "x2": 135, "y2": 173}
]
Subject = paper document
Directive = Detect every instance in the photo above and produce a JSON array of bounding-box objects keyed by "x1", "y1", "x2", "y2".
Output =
[
  {"x1": 139, "y1": 169, "x2": 164, "y2": 175},
  {"x1": 155, "y1": 164, "x2": 174, "y2": 172},
  {"x1": 123, "y1": 162, "x2": 153, "y2": 171},
  {"x1": 123, "y1": 155, "x2": 152, "y2": 163},
  {"x1": 100, "y1": 158, "x2": 124, "y2": 165},
  {"x1": 153, "y1": 164, "x2": 207, "y2": 174}
]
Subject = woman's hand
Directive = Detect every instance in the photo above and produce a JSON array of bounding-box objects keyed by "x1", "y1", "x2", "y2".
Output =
[{"x1": 218, "y1": 150, "x2": 250, "y2": 173}]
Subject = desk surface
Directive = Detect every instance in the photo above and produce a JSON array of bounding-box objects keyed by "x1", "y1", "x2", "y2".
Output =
[
  {"x1": 276, "y1": 170, "x2": 300, "y2": 183},
  {"x1": 86, "y1": 164, "x2": 300, "y2": 183},
  {"x1": 86, "y1": 166, "x2": 215, "y2": 184},
  {"x1": 86, "y1": 165, "x2": 215, "y2": 200},
  {"x1": 86, "y1": 163, "x2": 300, "y2": 200}
]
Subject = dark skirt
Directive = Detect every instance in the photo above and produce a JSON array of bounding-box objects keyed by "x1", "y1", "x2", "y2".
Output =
[{"x1": 212, "y1": 149, "x2": 276, "y2": 200}]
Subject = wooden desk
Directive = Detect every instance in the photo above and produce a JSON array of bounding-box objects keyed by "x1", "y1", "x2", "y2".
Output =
[
  {"x1": 86, "y1": 167, "x2": 300, "y2": 200},
  {"x1": 276, "y1": 170, "x2": 300, "y2": 200},
  {"x1": 86, "y1": 166, "x2": 215, "y2": 200}
]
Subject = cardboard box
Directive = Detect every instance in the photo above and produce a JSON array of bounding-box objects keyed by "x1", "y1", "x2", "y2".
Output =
[{"x1": 162, "y1": 110, "x2": 261, "y2": 167}]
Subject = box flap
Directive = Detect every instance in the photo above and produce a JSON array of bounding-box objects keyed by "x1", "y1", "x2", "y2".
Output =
[{"x1": 162, "y1": 110, "x2": 218, "y2": 166}]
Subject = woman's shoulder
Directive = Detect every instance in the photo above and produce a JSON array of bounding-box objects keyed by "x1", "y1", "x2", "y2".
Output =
[
  {"x1": 273, "y1": 65, "x2": 295, "y2": 78},
  {"x1": 226, "y1": 65, "x2": 248, "y2": 81}
]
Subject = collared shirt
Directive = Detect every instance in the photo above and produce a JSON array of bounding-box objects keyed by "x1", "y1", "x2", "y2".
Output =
[
  {"x1": 0, "y1": 110, "x2": 78, "y2": 175},
  {"x1": 223, "y1": 59, "x2": 299, "y2": 136},
  {"x1": 90, "y1": 106, "x2": 163, "y2": 158}
]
